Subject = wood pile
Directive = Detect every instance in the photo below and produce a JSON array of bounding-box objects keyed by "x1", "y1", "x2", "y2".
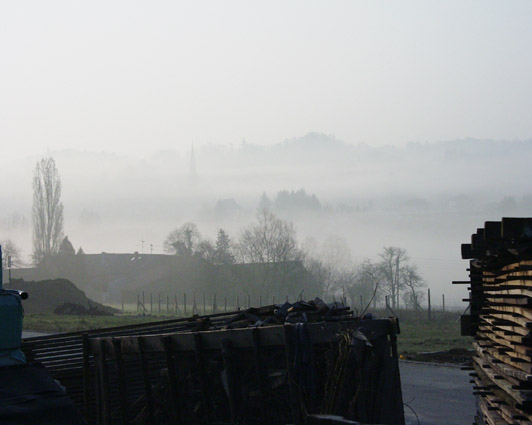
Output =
[
  {"x1": 88, "y1": 318, "x2": 403, "y2": 425},
  {"x1": 457, "y1": 218, "x2": 532, "y2": 425},
  {"x1": 22, "y1": 300, "x2": 404, "y2": 425}
]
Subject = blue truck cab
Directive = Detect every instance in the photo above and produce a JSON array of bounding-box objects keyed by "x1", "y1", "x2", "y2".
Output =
[{"x1": 0, "y1": 246, "x2": 28, "y2": 366}]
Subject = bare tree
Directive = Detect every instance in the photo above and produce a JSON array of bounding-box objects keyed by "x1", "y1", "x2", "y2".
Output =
[
  {"x1": 238, "y1": 208, "x2": 301, "y2": 264},
  {"x1": 32, "y1": 157, "x2": 64, "y2": 264},
  {"x1": 321, "y1": 236, "x2": 352, "y2": 296},
  {"x1": 401, "y1": 265, "x2": 425, "y2": 310},
  {"x1": 237, "y1": 208, "x2": 302, "y2": 298},
  {"x1": 303, "y1": 236, "x2": 352, "y2": 299},
  {"x1": 378, "y1": 246, "x2": 408, "y2": 309},
  {"x1": 195, "y1": 239, "x2": 216, "y2": 261},
  {"x1": 331, "y1": 259, "x2": 382, "y2": 311},
  {"x1": 0, "y1": 238, "x2": 23, "y2": 268},
  {"x1": 164, "y1": 222, "x2": 202, "y2": 256}
]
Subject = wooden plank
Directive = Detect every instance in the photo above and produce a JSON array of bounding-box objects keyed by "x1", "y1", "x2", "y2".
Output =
[
  {"x1": 477, "y1": 395, "x2": 509, "y2": 425},
  {"x1": 81, "y1": 333, "x2": 91, "y2": 420},
  {"x1": 221, "y1": 338, "x2": 238, "y2": 422},
  {"x1": 473, "y1": 344, "x2": 529, "y2": 385},
  {"x1": 163, "y1": 336, "x2": 182, "y2": 425},
  {"x1": 193, "y1": 332, "x2": 212, "y2": 424},
  {"x1": 478, "y1": 330, "x2": 532, "y2": 359},
  {"x1": 474, "y1": 367, "x2": 532, "y2": 424},
  {"x1": 112, "y1": 338, "x2": 129, "y2": 425},
  {"x1": 284, "y1": 324, "x2": 302, "y2": 425},
  {"x1": 483, "y1": 311, "x2": 532, "y2": 330},
  {"x1": 489, "y1": 305, "x2": 532, "y2": 323},
  {"x1": 474, "y1": 341, "x2": 532, "y2": 375},
  {"x1": 98, "y1": 340, "x2": 111, "y2": 425},
  {"x1": 485, "y1": 288, "x2": 532, "y2": 298},
  {"x1": 138, "y1": 336, "x2": 155, "y2": 422},
  {"x1": 87, "y1": 320, "x2": 393, "y2": 355},
  {"x1": 481, "y1": 316, "x2": 530, "y2": 337},
  {"x1": 479, "y1": 325, "x2": 527, "y2": 344},
  {"x1": 252, "y1": 327, "x2": 268, "y2": 422},
  {"x1": 473, "y1": 356, "x2": 532, "y2": 404},
  {"x1": 487, "y1": 296, "x2": 532, "y2": 307}
]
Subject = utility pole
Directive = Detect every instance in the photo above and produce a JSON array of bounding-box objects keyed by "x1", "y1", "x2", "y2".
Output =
[
  {"x1": 428, "y1": 288, "x2": 432, "y2": 321},
  {"x1": 7, "y1": 255, "x2": 11, "y2": 285},
  {"x1": 139, "y1": 238, "x2": 145, "y2": 254}
]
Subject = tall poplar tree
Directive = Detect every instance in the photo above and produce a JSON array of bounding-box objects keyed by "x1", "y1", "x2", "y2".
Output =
[{"x1": 32, "y1": 157, "x2": 64, "y2": 264}]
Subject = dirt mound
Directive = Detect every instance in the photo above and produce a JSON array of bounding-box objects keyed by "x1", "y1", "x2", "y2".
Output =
[
  {"x1": 8, "y1": 278, "x2": 117, "y2": 315},
  {"x1": 54, "y1": 302, "x2": 113, "y2": 316},
  {"x1": 401, "y1": 348, "x2": 473, "y2": 364}
]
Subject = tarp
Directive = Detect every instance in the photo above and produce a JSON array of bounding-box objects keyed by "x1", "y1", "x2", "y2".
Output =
[{"x1": 0, "y1": 363, "x2": 87, "y2": 425}]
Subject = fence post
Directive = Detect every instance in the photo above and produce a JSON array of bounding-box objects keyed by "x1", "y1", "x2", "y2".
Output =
[
  {"x1": 428, "y1": 288, "x2": 432, "y2": 321},
  {"x1": 137, "y1": 293, "x2": 140, "y2": 312},
  {"x1": 442, "y1": 294, "x2": 445, "y2": 312}
]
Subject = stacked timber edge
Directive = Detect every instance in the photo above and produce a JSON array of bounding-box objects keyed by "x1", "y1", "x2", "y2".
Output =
[
  {"x1": 21, "y1": 302, "x2": 405, "y2": 425},
  {"x1": 456, "y1": 218, "x2": 532, "y2": 425}
]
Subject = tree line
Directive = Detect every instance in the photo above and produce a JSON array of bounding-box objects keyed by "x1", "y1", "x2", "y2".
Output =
[
  {"x1": 2, "y1": 157, "x2": 427, "y2": 311},
  {"x1": 163, "y1": 208, "x2": 426, "y2": 310}
]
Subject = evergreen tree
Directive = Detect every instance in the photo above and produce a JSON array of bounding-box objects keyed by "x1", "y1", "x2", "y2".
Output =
[
  {"x1": 58, "y1": 236, "x2": 75, "y2": 255},
  {"x1": 214, "y1": 229, "x2": 235, "y2": 264},
  {"x1": 258, "y1": 192, "x2": 272, "y2": 211}
]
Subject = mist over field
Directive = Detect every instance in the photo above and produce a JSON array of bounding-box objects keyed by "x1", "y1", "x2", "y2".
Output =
[
  {"x1": 1, "y1": 133, "x2": 532, "y2": 305},
  {"x1": 2, "y1": 1, "x2": 532, "y2": 309}
]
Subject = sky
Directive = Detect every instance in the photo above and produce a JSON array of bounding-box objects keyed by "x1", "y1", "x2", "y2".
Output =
[
  {"x1": 1, "y1": 1, "x2": 532, "y2": 157},
  {"x1": 2, "y1": 1, "x2": 532, "y2": 305}
]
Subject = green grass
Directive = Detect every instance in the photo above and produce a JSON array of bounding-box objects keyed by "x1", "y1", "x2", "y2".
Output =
[
  {"x1": 23, "y1": 312, "x2": 472, "y2": 355},
  {"x1": 23, "y1": 314, "x2": 164, "y2": 333},
  {"x1": 397, "y1": 320, "x2": 472, "y2": 354}
]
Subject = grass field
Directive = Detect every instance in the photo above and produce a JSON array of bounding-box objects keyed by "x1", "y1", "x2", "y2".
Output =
[
  {"x1": 397, "y1": 320, "x2": 472, "y2": 354},
  {"x1": 23, "y1": 314, "x2": 163, "y2": 333},
  {"x1": 23, "y1": 310, "x2": 472, "y2": 355}
]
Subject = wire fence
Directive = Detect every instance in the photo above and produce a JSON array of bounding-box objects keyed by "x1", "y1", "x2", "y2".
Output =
[{"x1": 113, "y1": 289, "x2": 464, "y2": 322}]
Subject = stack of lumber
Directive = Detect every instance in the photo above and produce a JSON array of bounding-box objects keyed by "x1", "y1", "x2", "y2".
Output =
[
  {"x1": 458, "y1": 218, "x2": 532, "y2": 425},
  {"x1": 87, "y1": 317, "x2": 403, "y2": 425},
  {"x1": 20, "y1": 299, "x2": 358, "y2": 424}
]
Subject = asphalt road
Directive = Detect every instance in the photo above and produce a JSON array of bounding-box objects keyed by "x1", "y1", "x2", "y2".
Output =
[{"x1": 400, "y1": 361, "x2": 475, "y2": 425}]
